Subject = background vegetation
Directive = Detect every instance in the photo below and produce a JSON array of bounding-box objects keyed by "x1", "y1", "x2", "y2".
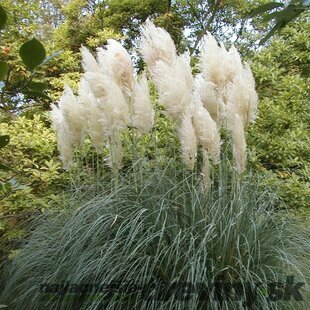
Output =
[{"x1": 0, "y1": 0, "x2": 309, "y2": 292}]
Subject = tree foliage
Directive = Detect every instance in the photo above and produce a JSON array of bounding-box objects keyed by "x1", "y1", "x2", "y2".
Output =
[
  {"x1": 0, "y1": 2, "x2": 60, "y2": 115},
  {"x1": 250, "y1": 0, "x2": 310, "y2": 44},
  {"x1": 248, "y1": 17, "x2": 310, "y2": 209}
]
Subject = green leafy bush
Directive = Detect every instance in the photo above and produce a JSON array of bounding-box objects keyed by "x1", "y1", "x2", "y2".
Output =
[
  {"x1": 248, "y1": 18, "x2": 310, "y2": 210},
  {"x1": 0, "y1": 114, "x2": 68, "y2": 261}
]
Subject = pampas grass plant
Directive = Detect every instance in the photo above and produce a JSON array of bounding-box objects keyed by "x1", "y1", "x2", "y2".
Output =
[
  {"x1": 0, "y1": 161, "x2": 309, "y2": 309},
  {"x1": 50, "y1": 19, "x2": 258, "y2": 182},
  {"x1": 1, "y1": 20, "x2": 309, "y2": 310}
]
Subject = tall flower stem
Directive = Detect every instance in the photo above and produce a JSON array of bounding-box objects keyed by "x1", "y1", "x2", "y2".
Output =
[{"x1": 108, "y1": 134, "x2": 120, "y2": 188}]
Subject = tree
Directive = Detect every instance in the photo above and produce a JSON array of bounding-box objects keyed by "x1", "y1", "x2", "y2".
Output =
[
  {"x1": 0, "y1": 2, "x2": 62, "y2": 115},
  {"x1": 0, "y1": 4, "x2": 69, "y2": 263},
  {"x1": 248, "y1": 17, "x2": 310, "y2": 209},
  {"x1": 250, "y1": 0, "x2": 310, "y2": 44}
]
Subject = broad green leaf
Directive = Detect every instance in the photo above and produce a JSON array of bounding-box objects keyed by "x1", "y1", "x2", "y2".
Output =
[
  {"x1": 260, "y1": 22, "x2": 283, "y2": 45},
  {"x1": 23, "y1": 90, "x2": 51, "y2": 100},
  {"x1": 28, "y1": 81, "x2": 48, "y2": 92},
  {"x1": 0, "y1": 5, "x2": 7, "y2": 30},
  {"x1": 249, "y1": 2, "x2": 284, "y2": 17},
  {"x1": 0, "y1": 163, "x2": 10, "y2": 171},
  {"x1": 263, "y1": 10, "x2": 286, "y2": 22},
  {"x1": 0, "y1": 135, "x2": 9, "y2": 148},
  {"x1": 4, "y1": 181, "x2": 12, "y2": 192},
  {"x1": 264, "y1": 7, "x2": 304, "y2": 24},
  {"x1": 0, "y1": 61, "x2": 8, "y2": 80},
  {"x1": 19, "y1": 39, "x2": 46, "y2": 71}
]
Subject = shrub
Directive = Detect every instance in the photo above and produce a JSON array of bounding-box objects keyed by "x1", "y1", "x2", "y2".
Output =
[
  {"x1": 0, "y1": 114, "x2": 68, "y2": 261},
  {"x1": 248, "y1": 19, "x2": 310, "y2": 210}
]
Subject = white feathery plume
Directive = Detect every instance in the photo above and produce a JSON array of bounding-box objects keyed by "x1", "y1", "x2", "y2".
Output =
[
  {"x1": 132, "y1": 74, "x2": 154, "y2": 134},
  {"x1": 191, "y1": 93, "x2": 222, "y2": 163},
  {"x1": 153, "y1": 54, "x2": 193, "y2": 123},
  {"x1": 97, "y1": 39, "x2": 134, "y2": 94},
  {"x1": 53, "y1": 25, "x2": 256, "y2": 177},
  {"x1": 81, "y1": 46, "x2": 100, "y2": 73},
  {"x1": 199, "y1": 33, "x2": 227, "y2": 89},
  {"x1": 97, "y1": 80, "x2": 130, "y2": 135},
  {"x1": 195, "y1": 74, "x2": 225, "y2": 123},
  {"x1": 90, "y1": 81, "x2": 128, "y2": 169},
  {"x1": 228, "y1": 112, "x2": 247, "y2": 174},
  {"x1": 50, "y1": 104, "x2": 74, "y2": 169},
  {"x1": 226, "y1": 45, "x2": 243, "y2": 84},
  {"x1": 81, "y1": 45, "x2": 131, "y2": 169},
  {"x1": 83, "y1": 71, "x2": 130, "y2": 132},
  {"x1": 140, "y1": 19, "x2": 177, "y2": 71},
  {"x1": 177, "y1": 108, "x2": 198, "y2": 170},
  {"x1": 78, "y1": 78, "x2": 107, "y2": 150},
  {"x1": 84, "y1": 71, "x2": 109, "y2": 99},
  {"x1": 200, "y1": 33, "x2": 242, "y2": 93},
  {"x1": 226, "y1": 63, "x2": 258, "y2": 126},
  {"x1": 79, "y1": 77, "x2": 129, "y2": 166},
  {"x1": 58, "y1": 85, "x2": 85, "y2": 146}
]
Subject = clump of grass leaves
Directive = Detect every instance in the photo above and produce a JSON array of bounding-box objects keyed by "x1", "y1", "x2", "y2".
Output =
[{"x1": 1, "y1": 161, "x2": 309, "y2": 309}]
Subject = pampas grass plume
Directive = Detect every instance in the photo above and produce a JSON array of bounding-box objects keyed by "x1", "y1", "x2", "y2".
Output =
[
  {"x1": 229, "y1": 113, "x2": 247, "y2": 173},
  {"x1": 132, "y1": 74, "x2": 154, "y2": 134},
  {"x1": 201, "y1": 149, "x2": 211, "y2": 193},
  {"x1": 81, "y1": 46, "x2": 100, "y2": 73},
  {"x1": 97, "y1": 39, "x2": 134, "y2": 94},
  {"x1": 153, "y1": 55, "x2": 193, "y2": 123},
  {"x1": 50, "y1": 104, "x2": 74, "y2": 169},
  {"x1": 140, "y1": 19, "x2": 177, "y2": 70},
  {"x1": 195, "y1": 75, "x2": 225, "y2": 124},
  {"x1": 51, "y1": 21, "x2": 257, "y2": 175},
  {"x1": 226, "y1": 63, "x2": 258, "y2": 127},
  {"x1": 192, "y1": 94, "x2": 222, "y2": 164},
  {"x1": 200, "y1": 33, "x2": 242, "y2": 92},
  {"x1": 78, "y1": 78, "x2": 107, "y2": 150},
  {"x1": 178, "y1": 109, "x2": 198, "y2": 170},
  {"x1": 58, "y1": 85, "x2": 85, "y2": 146}
]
